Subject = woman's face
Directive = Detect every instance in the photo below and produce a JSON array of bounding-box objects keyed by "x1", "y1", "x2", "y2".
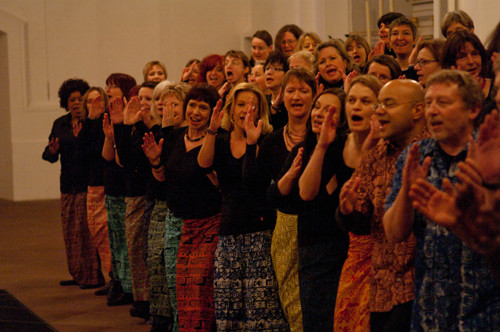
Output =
[
  {"x1": 231, "y1": 91, "x2": 258, "y2": 130},
  {"x1": 186, "y1": 62, "x2": 200, "y2": 85},
  {"x1": 415, "y1": 47, "x2": 441, "y2": 86},
  {"x1": 138, "y1": 87, "x2": 154, "y2": 113},
  {"x1": 251, "y1": 37, "x2": 272, "y2": 62},
  {"x1": 346, "y1": 41, "x2": 367, "y2": 66},
  {"x1": 390, "y1": 24, "x2": 414, "y2": 57},
  {"x1": 68, "y1": 91, "x2": 83, "y2": 119},
  {"x1": 280, "y1": 31, "x2": 298, "y2": 56},
  {"x1": 455, "y1": 42, "x2": 482, "y2": 78},
  {"x1": 162, "y1": 94, "x2": 184, "y2": 127},
  {"x1": 206, "y1": 64, "x2": 225, "y2": 89},
  {"x1": 86, "y1": 89, "x2": 103, "y2": 113},
  {"x1": 283, "y1": 76, "x2": 314, "y2": 120},
  {"x1": 106, "y1": 83, "x2": 123, "y2": 101},
  {"x1": 225, "y1": 56, "x2": 249, "y2": 85},
  {"x1": 265, "y1": 61, "x2": 285, "y2": 91},
  {"x1": 367, "y1": 62, "x2": 392, "y2": 86},
  {"x1": 249, "y1": 65, "x2": 267, "y2": 92},
  {"x1": 345, "y1": 83, "x2": 377, "y2": 133},
  {"x1": 302, "y1": 36, "x2": 318, "y2": 54},
  {"x1": 146, "y1": 65, "x2": 166, "y2": 82},
  {"x1": 185, "y1": 99, "x2": 211, "y2": 130},
  {"x1": 446, "y1": 22, "x2": 469, "y2": 38},
  {"x1": 317, "y1": 46, "x2": 347, "y2": 84},
  {"x1": 311, "y1": 93, "x2": 342, "y2": 135}
]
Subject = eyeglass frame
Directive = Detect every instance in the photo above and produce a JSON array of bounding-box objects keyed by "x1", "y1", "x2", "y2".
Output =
[
  {"x1": 372, "y1": 100, "x2": 418, "y2": 111},
  {"x1": 414, "y1": 59, "x2": 438, "y2": 67}
]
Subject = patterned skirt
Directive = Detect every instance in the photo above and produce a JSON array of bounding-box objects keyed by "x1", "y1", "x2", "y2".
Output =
[
  {"x1": 214, "y1": 230, "x2": 289, "y2": 331},
  {"x1": 176, "y1": 213, "x2": 220, "y2": 332},
  {"x1": 60, "y1": 192, "x2": 103, "y2": 285},
  {"x1": 105, "y1": 195, "x2": 132, "y2": 293},
  {"x1": 334, "y1": 233, "x2": 373, "y2": 332},
  {"x1": 125, "y1": 196, "x2": 150, "y2": 301},
  {"x1": 87, "y1": 186, "x2": 112, "y2": 273},
  {"x1": 271, "y1": 210, "x2": 303, "y2": 332}
]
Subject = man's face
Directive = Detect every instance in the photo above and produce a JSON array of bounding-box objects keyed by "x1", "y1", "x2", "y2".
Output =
[{"x1": 425, "y1": 83, "x2": 474, "y2": 147}]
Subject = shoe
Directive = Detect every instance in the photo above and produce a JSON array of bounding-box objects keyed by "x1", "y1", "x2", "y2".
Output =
[
  {"x1": 94, "y1": 280, "x2": 113, "y2": 296},
  {"x1": 107, "y1": 292, "x2": 134, "y2": 306},
  {"x1": 79, "y1": 281, "x2": 105, "y2": 290},
  {"x1": 150, "y1": 315, "x2": 173, "y2": 332},
  {"x1": 130, "y1": 301, "x2": 150, "y2": 320},
  {"x1": 59, "y1": 279, "x2": 78, "y2": 286},
  {"x1": 107, "y1": 280, "x2": 123, "y2": 302}
]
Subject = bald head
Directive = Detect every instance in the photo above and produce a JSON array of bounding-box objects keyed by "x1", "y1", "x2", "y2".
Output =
[{"x1": 376, "y1": 79, "x2": 426, "y2": 147}]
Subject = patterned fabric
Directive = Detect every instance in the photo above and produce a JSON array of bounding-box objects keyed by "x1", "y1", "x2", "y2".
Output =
[
  {"x1": 386, "y1": 137, "x2": 500, "y2": 331},
  {"x1": 142, "y1": 199, "x2": 155, "y2": 266},
  {"x1": 353, "y1": 135, "x2": 428, "y2": 312},
  {"x1": 60, "y1": 192, "x2": 103, "y2": 285},
  {"x1": 298, "y1": 241, "x2": 346, "y2": 331},
  {"x1": 124, "y1": 196, "x2": 150, "y2": 302},
  {"x1": 147, "y1": 200, "x2": 171, "y2": 318},
  {"x1": 214, "y1": 230, "x2": 289, "y2": 332},
  {"x1": 105, "y1": 195, "x2": 132, "y2": 293},
  {"x1": 176, "y1": 213, "x2": 220, "y2": 332},
  {"x1": 271, "y1": 211, "x2": 303, "y2": 332},
  {"x1": 165, "y1": 211, "x2": 183, "y2": 332},
  {"x1": 334, "y1": 233, "x2": 373, "y2": 332},
  {"x1": 87, "y1": 186, "x2": 112, "y2": 273}
]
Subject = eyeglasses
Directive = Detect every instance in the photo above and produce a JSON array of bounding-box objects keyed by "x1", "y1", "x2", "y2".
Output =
[
  {"x1": 265, "y1": 66, "x2": 284, "y2": 73},
  {"x1": 372, "y1": 100, "x2": 417, "y2": 111},
  {"x1": 414, "y1": 59, "x2": 438, "y2": 67}
]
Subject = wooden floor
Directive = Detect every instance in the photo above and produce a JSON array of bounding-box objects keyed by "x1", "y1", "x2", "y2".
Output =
[{"x1": 0, "y1": 199, "x2": 150, "y2": 332}]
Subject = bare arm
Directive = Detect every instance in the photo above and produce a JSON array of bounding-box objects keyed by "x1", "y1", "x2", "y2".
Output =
[{"x1": 198, "y1": 99, "x2": 223, "y2": 168}]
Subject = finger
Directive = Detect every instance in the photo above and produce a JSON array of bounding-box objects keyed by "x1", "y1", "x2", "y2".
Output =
[
  {"x1": 421, "y1": 156, "x2": 431, "y2": 176},
  {"x1": 441, "y1": 178, "x2": 456, "y2": 196}
]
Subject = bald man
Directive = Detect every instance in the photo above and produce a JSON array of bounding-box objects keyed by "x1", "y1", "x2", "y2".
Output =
[{"x1": 337, "y1": 79, "x2": 428, "y2": 332}]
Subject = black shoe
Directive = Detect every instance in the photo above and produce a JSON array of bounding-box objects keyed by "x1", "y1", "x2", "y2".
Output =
[
  {"x1": 94, "y1": 280, "x2": 113, "y2": 296},
  {"x1": 107, "y1": 292, "x2": 134, "y2": 306},
  {"x1": 79, "y1": 281, "x2": 105, "y2": 290},
  {"x1": 130, "y1": 301, "x2": 150, "y2": 320},
  {"x1": 107, "y1": 280, "x2": 123, "y2": 302},
  {"x1": 150, "y1": 315, "x2": 173, "y2": 332},
  {"x1": 59, "y1": 279, "x2": 78, "y2": 286}
]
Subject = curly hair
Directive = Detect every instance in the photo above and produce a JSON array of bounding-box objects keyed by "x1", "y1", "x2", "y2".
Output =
[{"x1": 58, "y1": 78, "x2": 90, "y2": 111}]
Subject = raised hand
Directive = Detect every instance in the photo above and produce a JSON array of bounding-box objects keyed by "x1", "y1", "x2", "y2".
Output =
[
  {"x1": 180, "y1": 61, "x2": 198, "y2": 83},
  {"x1": 109, "y1": 97, "x2": 125, "y2": 124},
  {"x1": 72, "y1": 121, "x2": 82, "y2": 137},
  {"x1": 343, "y1": 70, "x2": 358, "y2": 93},
  {"x1": 339, "y1": 177, "x2": 361, "y2": 215},
  {"x1": 88, "y1": 94, "x2": 106, "y2": 119},
  {"x1": 402, "y1": 143, "x2": 431, "y2": 193},
  {"x1": 286, "y1": 147, "x2": 304, "y2": 179},
  {"x1": 475, "y1": 110, "x2": 500, "y2": 184},
  {"x1": 208, "y1": 99, "x2": 224, "y2": 132},
  {"x1": 314, "y1": 73, "x2": 324, "y2": 98},
  {"x1": 244, "y1": 100, "x2": 263, "y2": 145},
  {"x1": 408, "y1": 36, "x2": 422, "y2": 66},
  {"x1": 102, "y1": 113, "x2": 114, "y2": 141},
  {"x1": 368, "y1": 41, "x2": 385, "y2": 60},
  {"x1": 317, "y1": 105, "x2": 337, "y2": 148},
  {"x1": 162, "y1": 100, "x2": 175, "y2": 128},
  {"x1": 48, "y1": 137, "x2": 60, "y2": 154},
  {"x1": 218, "y1": 82, "x2": 230, "y2": 98},
  {"x1": 141, "y1": 132, "x2": 163, "y2": 165},
  {"x1": 362, "y1": 115, "x2": 381, "y2": 153},
  {"x1": 123, "y1": 96, "x2": 142, "y2": 125}
]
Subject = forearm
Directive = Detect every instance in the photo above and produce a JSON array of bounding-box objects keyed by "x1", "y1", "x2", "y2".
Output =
[
  {"x1": 299, "y1": 144, "x2": 327, "y2": 201},
  {"x1": 198, "y1": 133, "x2": 216, "y2": 168},
  {"x1": 383, "y1": 186, "x2": 415, "y2": 242},
  {"x1": 102, "y1": 138, "x2": 115, "y2": 161},
  {"x1": 277, "y1": 172, "x2": 297, "y2": 196}
]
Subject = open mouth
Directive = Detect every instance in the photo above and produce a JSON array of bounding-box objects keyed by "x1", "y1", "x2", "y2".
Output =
[{"x1": 351, "y1": 114, "x2": 363, "y2": 122}]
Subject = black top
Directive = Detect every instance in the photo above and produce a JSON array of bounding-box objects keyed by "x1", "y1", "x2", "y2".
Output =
[
  {"x1": 402, "y1": 65, "x2": 418, "y2": 81},
  {"x1": 266, "y1": 95, "x2": 288, "y2": 130},
  {"x1": 207, "y1": 131, "x2": 275, "y2": 235},
  {"x1": 161, "y1": 126, "x2": 221, "y2": 219},
  {"x1": 80, "y1": 117, "x2": 105, "y2": 187},
  {"x1": 42, "y1": 113, "x2": 88, "y2": 194},
  {"x1": 318, "y1": 76, "x2": 344, "y2": 90}
]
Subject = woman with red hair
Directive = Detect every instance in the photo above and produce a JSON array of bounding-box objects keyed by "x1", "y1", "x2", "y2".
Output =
[{"x1": 198, "y1": 54, "x2": 227, "y2": 93}]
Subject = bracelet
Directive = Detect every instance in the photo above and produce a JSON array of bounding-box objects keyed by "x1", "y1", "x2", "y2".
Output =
[
  {"x1": 206, "y1": 129, "x2": 217, "y2": 136},
  {"x1": 150, "y1": 162, "x2": 163, "y2": 169}
]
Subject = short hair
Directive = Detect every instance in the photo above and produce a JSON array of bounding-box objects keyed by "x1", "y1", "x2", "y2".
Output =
[
  {"x1": 288, "y1": 50, "x2": 316, "y2": 70},
  {"x1": 225, "y1": 50, "x2": 251, "y2": 79},
  {"x1": 252, "y1": 30, "x2": 273, "y2": 46},
  {"x1": 295, "y1": 32, "x2": 322, "y2": 52},
  {"x1": 281, "y1": 67, "x2": 317, "y2": 97},
  {"x1": 315, "y1": 39, "x2": 356, "y2": 74},
  {"x1": 426, "y1": 69, "x2": 484, "y2": 111},
  {"x1": 345, "y1": 34, "x2": 372, "y2": 61},
  {"x1": 184, "y1": 58, "x2": 200, "y2": 67},
  {"x1": 415, "y1": 39, "x2": 446, "y2": 63},
  {"x1": 441, "y1": 10, "x2": 474, "y2": 37},
  {"x1": 105, "y1": 73, "x2": 137, "y2": 100},
  {"x1": 140, "y1": 81, "x2": 158, "y2": 90},
  {"x1": 58, "y1": 78, "x2": 90, "y2": 111},
  {"x1": 142, "y1": 60, "x2": 167, "y2": 82},
  {"x1": 198, "y1": 54, "x2": 225, "y2": 84},
  {"x1": 183, "y1": 83, "x2": 220, "y2": 119},
  {"x1": 221, "y1": 82, "x2": 273, "y2": 134},
  {"x1": 264, "y1": 51, "x2": 290, "y2": 73},
  {"x1": 275, "y1": 24, "x2": 303, "y2": 53},
  {"x1": 364, "y1": 55, "x2": 402, "y2": 79},
  {"x1": 347, "y1": 74, "x2": 382, "y2": 97},
  {"x1": 389, "y1": 17, "x2": 417, "y2": 40},
  {"x1": 150, "y1": 80, "x2": 171, "y2": 121},
  {"x1": 314, "y1": 88, "x2": 348, "y2": 134},
  {"x1": 377, "y1": 12, "x2": 405, "y2": 28},
  {"x1": 81, "y1": 87, "x2": 108, "y2": 117},
  {"x1": 441, "y1": 30, "x2": 489, "y2": 78}
]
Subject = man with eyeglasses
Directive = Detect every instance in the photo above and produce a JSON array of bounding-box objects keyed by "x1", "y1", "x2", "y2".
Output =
[
  {"x1": 384, "y1": 70, "x2": 500, "y2": 330},
  {"x1": 337, "y1": 79, "x2": 427, "y2": 331}
]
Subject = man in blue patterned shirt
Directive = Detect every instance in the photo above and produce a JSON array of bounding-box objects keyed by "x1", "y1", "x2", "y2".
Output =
[{"x1": 383, "y1": 69, "x2": 500, "y2": 331}]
